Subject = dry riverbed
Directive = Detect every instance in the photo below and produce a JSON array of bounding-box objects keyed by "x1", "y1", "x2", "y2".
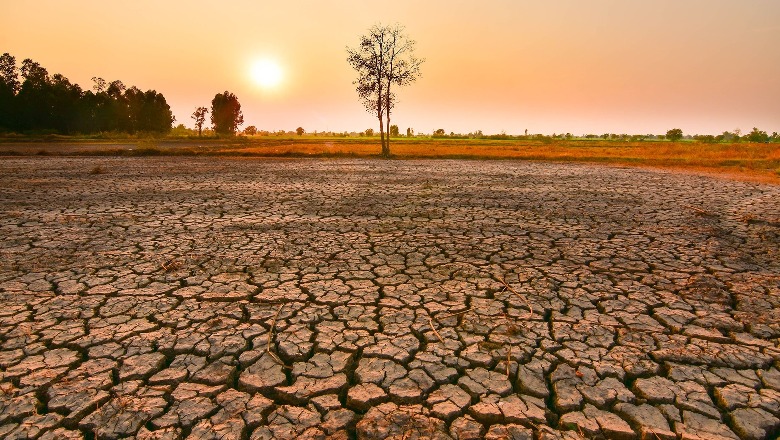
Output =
[{"x1": 0, "y1": 157, "x2": 779, "y2": 439}]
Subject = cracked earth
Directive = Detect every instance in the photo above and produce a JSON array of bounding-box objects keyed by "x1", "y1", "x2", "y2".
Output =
[{"x1": 0, "y1": 157, "x2": 779, "y2": 440}]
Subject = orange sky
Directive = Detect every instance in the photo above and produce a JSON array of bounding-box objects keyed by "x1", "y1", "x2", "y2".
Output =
[{"x1": 2, "y1": 0, "x2": 779, "y2": 135}]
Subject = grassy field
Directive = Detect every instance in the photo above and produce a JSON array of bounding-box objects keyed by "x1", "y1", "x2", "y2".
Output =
[{"x1": 2, "y1": 136, "x2": 779, "y2": 184}]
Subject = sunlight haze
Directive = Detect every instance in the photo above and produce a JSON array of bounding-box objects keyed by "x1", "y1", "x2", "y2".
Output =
[{"x1": 2, "y1": 0, "x2": 778, "y2": 135}]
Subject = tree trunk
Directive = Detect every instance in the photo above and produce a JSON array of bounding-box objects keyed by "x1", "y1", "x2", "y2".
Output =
[
  {"x1": 378, "y1": 113, "x2": 387, "y2": 157},
  {"x1": 376, "y1": 66, "x2": 388, "y2": 157},
  {"x1": 384, "y1": 80, "x2": 392, "y2": 157},
  {"x1": 384, "y1": 109, "x2": 391, "y2": 157},
  {"x1": 377, "y1": 94, "x2": 386, "y2": 157}
]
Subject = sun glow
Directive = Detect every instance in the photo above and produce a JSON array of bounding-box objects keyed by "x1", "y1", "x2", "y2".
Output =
[{"x1": 251, "y1": 59, "x2": 283, "y2": 89}]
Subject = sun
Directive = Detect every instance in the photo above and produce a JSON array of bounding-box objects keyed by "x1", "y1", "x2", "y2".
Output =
[{"x1": 251, "y1": 60, "x2": 283, "y2": 89}]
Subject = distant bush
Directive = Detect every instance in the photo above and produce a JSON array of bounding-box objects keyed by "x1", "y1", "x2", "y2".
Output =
[
  {"x1": 666, "y1": 128, "x2": 683, "y2": 141},
  {"x1": 693, "y1": 134, "x2": 716, "y2": 143},
  {"x1": 745, "y1": 127, "x2": 769, "y2": 143}
]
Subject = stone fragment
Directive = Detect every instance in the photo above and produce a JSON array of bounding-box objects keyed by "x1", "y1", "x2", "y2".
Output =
[
  {"x1": 516, "y1": 363, "x2": 549, "y2": 398},
  {"x1": 136, "y1": 426, "x2": 183, "y2": 439},
  {"x1": 484, "y1": 424, "x2": 534, "y2": 440},
  {"x1": 355, "y1": 357, "x2": 406, "y2": 387},
  {"x1": 633, "y1": 376, "x2": 677, "y2": 403},
  {"x1": 4, "y1": 413, "x2": 63, "y2": 440},
  {"x1": 409, "y1": 352, "x2": 459, "y2": 384},
  {"x1": 758, "y1": 367, "x2": 780, "y2": 391},
  {"x1": 0, "y1": 394, "x2": 39, "y2": 425},
  {"x1": 355, "y1": 402, "x2": 449, "y2": 439},
  {"x1": 387, "y1": 368, "x2": 435, "y2": 403},
  {"x1": 578, "y1": 377, "x2": 634, "y2": 408},
  {"x1": 291, "y1": 351, "x2": 352, "y2": 379},
  {"x1": 150, "y1": 396, "x2": 216, "y2": 430},
  {"x1": 277, "y1": 373, "x2": 348, "y2": 404},
  {"x1": 730, "y1": 407, "x2": 780, "y2": 440},
  {"x1": 499, "y1": 394, "x2": 548, "y2": 426},
  {"x1": 47, "y1": 372, "x2": 113, "y2": 424},
  {"x1": 711, "y1": 367, "x2": 761, "y2": 389},
  {"x1": 427, "y1": 384, "x2": 472, "y2": 421},
  {"x1": 238, "y1": 353, "x2": 286, "y2": 392},
  {"x1": 188, "y1": 417, "x2": 246, "y2": 440},
  {"x1": 119, "y1": 352, "x2": 166, "y2": 381},
  {"x1": 468, "y1": 394, "x2": 503, "y2": 424},
  {"x1": 553, "y1": 379, "x2": 583, "y2": 413},
  {"x1": 38, "y1": 428, "x2": 85, "y2": 440},
  {"x1": 321, "y1": 408, "x2": 357, "y2": 435},
  {"x1": 450, "y1": 415, "x2": 486, "y2": 440},
  {"x1": 457, "y1": 367, "x2": 513, "y2": 397},
  {"x1": 714, "y1": 383, "x2": 753, "y2": 411},
  {"x1": 559, "y1": 411, "x2": 600, "y2": 437},
  {"x1": 79, "y1": 388, "x2": 168, "y2": 438},
  {"x1": 538, "y1": 425, "x2": 588, "y2": 439},
  {"x1": 346, "y1": 383, "x2": 387, "y2": 411},
  {"x1": 310, "y1": 394, "x2": 341, "y2": 412},
  {"x1": 673, "y1": 380, "x2": 721, "y2": 420},
  {"x1": 362, "y1": 333, "x2": 420, "y2": 363},
  {"x1": 674, "y1": 410, "x2": 739, "y2": 440},
  {"x1": 583, "y1": 404, "x2": 636, "y2": 440},
  {"x1": 249, "y1": 405, "x2": 322, "y2": 440},
  {"x1": 190, "y1": 357, "x2": 236, "y2": 386},
  {"x1": 614, "y1": 402, "x2": 675, "y2": 440}
]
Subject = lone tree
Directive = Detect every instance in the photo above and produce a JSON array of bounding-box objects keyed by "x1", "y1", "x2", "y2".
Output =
[
  {"x1": 347, "y1": 24, "x2": 423, "y2": 157},
  {"x1": 211, "y1": 91, "x2": 243, "y2": 135},
  {"x1": 296, "y1": 126, "x2": 305, "y2": 136},
  {"x1": 666, "y1": 128, "x2": 683, "y2": 141},
  {"x1": 191, "y1": 107, "x2": 208, "y2": 137}
]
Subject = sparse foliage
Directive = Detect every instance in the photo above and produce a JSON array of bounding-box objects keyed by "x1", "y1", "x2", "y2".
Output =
[
  {"x1": 347, "y1": 23, "x2": 423, "y2": 157},
  {"x1": 192, "y1": 107, "x2": 208, "y2": 137}
]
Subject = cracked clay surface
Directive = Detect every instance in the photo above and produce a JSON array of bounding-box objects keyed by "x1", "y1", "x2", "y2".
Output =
[{"x1": 0, "y1": 157, "x2": 779, "y2": 440}]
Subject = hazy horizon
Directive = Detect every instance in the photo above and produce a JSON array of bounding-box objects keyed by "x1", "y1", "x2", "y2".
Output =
[{"x1": 2, "y1": 0, "x2": 779, "y2": 135}]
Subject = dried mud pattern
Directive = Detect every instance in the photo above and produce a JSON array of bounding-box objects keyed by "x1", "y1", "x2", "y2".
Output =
[{"x1": 0, "y1": 157, "x2": 779, "y2": 440}]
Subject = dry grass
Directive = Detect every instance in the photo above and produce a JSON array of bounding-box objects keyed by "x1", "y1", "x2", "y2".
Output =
[
  {"x1": 2, "y1": 137, "x2": 778, "y2": 184},
  {"x1": 229, "y1": 139, "x2": 780, "y2": 184}
]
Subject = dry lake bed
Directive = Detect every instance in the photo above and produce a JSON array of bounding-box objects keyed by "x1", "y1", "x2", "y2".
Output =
[{"x1": 0, "y1": 157, "x2": 779, "y2": 440}]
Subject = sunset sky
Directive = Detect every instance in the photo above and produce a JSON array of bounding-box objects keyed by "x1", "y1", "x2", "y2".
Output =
[{"x1": 2, "y1": 1, "x2": 779, "y2": 135}]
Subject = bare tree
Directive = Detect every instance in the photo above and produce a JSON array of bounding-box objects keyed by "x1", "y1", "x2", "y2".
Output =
[
  {"x1": 192, "y1": 107, "x2": 208, "y2": 137},
  {"x1": 347, "y1": 24, "x2": 423, "y2": 157}
]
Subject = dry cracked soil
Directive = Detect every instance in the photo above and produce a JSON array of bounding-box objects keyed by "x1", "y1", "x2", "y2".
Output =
[{"x1": 0, "y1": 157, "x2": 779, "y2": 440}]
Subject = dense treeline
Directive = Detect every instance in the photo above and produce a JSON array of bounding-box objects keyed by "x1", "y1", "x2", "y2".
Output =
[{"x1": 0, "y1": 53, "x2": 174, "y2": 134}]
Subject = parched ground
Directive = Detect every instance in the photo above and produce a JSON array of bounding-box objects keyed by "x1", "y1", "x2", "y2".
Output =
[{"x1": 0, "y1": 157, "x2": 779, "y2": 440}]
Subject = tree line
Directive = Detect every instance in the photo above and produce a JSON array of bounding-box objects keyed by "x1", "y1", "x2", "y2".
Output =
[{"x1": 0, "y1": 53, "x2": 174, "y2": 134}]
